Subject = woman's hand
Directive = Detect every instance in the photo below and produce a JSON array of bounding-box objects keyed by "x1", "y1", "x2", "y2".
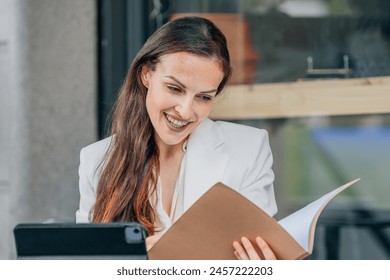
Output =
[
  {"x1": 233, "y1": 236, "x2": 277, "y2": 260},
  {"x1": 145, "y1": 232, "x2": 164, "y2": 251}
]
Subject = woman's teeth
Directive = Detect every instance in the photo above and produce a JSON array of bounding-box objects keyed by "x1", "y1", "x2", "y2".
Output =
[{"x1": 165, "y1": 114, "x2": 189, "y2": 128}]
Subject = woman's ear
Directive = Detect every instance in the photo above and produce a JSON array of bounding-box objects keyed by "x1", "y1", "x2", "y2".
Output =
[{"x1": 141, "y1": 65, "x2": 150, "y2": 88}]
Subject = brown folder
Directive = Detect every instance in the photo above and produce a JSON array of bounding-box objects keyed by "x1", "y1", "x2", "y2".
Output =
[
  {"x1": 148, "y1": 178, "x2": 360, "y2": 260},
  {"x1": 148, "y1": 183, "x2": 306, "y2": 260}
]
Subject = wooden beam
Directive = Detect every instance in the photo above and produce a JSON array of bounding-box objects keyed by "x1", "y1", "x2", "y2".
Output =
[{"x1": 210, "y1": 76, "x2": 390, "y2": 119}]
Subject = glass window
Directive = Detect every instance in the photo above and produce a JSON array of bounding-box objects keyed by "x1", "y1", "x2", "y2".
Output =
[{"x1": 170, "y1": 0, "x2": 390, "y2": 83}]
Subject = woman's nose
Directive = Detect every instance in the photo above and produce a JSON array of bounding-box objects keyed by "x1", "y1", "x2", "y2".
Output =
[{"x1": 175, "y1": 97, "x2": 194, "y2": 120}]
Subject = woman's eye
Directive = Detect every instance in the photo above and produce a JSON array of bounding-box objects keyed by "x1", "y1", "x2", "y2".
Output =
[
  {"x1": 199, "y1": 95, "x2": 213, "y2": 102},
  {"x1": 168, "y1": 86, "x2": 181, "y2": 93}
]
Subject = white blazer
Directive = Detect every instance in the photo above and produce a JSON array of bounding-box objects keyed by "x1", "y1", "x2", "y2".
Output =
[{"x1": 76, "y1": 118, "x2": 277, "y2": 223}]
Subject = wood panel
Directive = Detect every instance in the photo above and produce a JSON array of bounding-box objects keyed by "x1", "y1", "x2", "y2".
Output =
[{"x1": 210, "y1": 76, "x2": 390, "y2": 119}]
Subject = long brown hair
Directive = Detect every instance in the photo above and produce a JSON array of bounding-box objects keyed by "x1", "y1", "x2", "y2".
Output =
[{"x1": 92, "y1": 16, "x2": 232, "y2": 235}]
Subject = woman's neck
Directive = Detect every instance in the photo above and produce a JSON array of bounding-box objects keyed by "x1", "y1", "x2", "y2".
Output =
[{"x1": 155, "y1": 136, "x2": 187, "y2": 161}]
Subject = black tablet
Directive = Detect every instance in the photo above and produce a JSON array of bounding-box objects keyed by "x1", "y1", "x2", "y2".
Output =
[{"x1": 13, "y1": 222, "x2": 147, "y2": 259}]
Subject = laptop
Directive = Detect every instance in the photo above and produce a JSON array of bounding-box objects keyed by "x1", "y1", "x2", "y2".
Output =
[{"x1": 13, "y1": 222, "x2": 147, "y2": 259}]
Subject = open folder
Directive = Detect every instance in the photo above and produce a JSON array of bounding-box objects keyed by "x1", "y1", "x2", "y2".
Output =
[{"x1": 148, "y1": 178, "x2": 360, "y2": 260}]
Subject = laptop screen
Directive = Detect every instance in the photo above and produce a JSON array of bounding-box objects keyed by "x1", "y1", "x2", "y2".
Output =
[{"x1": 13, "y1": 222, "x2": 147, "y2": 259}]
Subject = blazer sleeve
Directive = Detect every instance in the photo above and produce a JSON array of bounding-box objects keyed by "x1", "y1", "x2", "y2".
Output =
[
  {"x1": 75, "y1": 147, "x2": 96, "y2": 223},
  {"x1": 239, "y1": 129, "x2": 278, "y2": 217},
  {"x1": 75, "y1": 137, "x2": 112, "y2": 222}
]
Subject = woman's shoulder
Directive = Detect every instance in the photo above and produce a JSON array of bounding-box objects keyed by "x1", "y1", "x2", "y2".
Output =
[
  {"x1": 196, "y1": 119, "x2": 271, "y2": 156},
  {"x1": 209, "y1": 120, "x2": 273, "y2": 177},
  {"x1": 81, "y1": 136, "x2": 113, "y2": 154},
  {"x1": 80, "y1": 136, "x2": 113, "y2": 165},
  {"x1": 214, "y1": 120, "x2": 269, "y2": 141}
]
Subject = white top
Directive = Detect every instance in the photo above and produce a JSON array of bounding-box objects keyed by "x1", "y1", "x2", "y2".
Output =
[{"x1": 151, "y1": 153, "x2": 186, "y2": 233}]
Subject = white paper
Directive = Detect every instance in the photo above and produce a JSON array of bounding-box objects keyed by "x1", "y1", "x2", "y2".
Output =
[{"x1": 278, "y1": 179, "x2": 360, "y2": 252}]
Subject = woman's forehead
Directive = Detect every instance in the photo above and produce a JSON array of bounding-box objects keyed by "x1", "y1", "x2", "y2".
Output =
[
  {"x1": 154, "y1": 52, "x2": 224, "y2": 90},
  {"x1": 157, "y1": 52, "x2": 222, "y2": 72}
]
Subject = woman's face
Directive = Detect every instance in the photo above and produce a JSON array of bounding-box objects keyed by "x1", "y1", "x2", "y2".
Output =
[{"x1": 142, "y1": 52, "x2": 224, "y2": 149}]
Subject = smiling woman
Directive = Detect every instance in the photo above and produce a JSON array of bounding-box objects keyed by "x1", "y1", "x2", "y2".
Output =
[{"x1": 76, "y1": 16, "x2": 278, "y2": 260}]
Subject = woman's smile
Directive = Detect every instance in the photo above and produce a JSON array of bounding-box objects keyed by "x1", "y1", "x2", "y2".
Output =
[{"x1": 164, "y1": 113, "x2": 191, "y2": 129}]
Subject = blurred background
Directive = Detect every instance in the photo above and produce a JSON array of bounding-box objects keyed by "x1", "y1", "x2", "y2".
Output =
[{"x1": 1, "y1": 0, "x2": 389, "y2": 259}]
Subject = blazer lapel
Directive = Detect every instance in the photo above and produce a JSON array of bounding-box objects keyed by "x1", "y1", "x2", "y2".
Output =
[{"x1": 183, "y1": 118, "x2": 229, "y2": 211}]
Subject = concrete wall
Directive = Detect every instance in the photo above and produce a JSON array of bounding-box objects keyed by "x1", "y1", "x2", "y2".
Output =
[{"x1": 0, "y1": 0, "x2": 97, "y2": 259}]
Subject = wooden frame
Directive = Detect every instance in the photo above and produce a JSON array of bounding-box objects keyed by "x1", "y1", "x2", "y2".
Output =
[{"x1": 210, "y1": 76, "x2": 390, "y2": 120}]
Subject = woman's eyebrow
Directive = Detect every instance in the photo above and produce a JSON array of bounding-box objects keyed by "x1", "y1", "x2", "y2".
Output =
[
  {"x1": 164, "y1": 75, "x2": 218, "y2": 94},
  {"x1": 199, "y1": 89, "x2": 218, "y2": 94},
  {"x1": 164, "y1": 75, "x2": 187, "y2": 89}
]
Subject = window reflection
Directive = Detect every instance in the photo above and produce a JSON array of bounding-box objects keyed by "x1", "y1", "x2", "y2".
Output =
[{"x1": 172, "y1": 0, "x2": 390, "y2": 83}]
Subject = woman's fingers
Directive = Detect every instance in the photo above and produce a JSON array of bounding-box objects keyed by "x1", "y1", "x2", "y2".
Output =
[
  {"x1": 145, "y1": 232, "x2": 164, "y2": 251},
  {"x1": 233, "y1": 237, "x2": 261, "y2": 260},
  {"x1": 233, "y1": 240, "x2": 250, "y2": 260},
  {"x1": 233, "y1": 250, "x2": 241, "y2": 260},
  {"x1": 232, "y1": 236, "x2": 277, "y2": 260},
  {"x1": 241, "y1": 237, "x2": 261, "y2": 260},
  {"x1": 255, "y1": 236, "x2": 277, "y2": 260}
]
